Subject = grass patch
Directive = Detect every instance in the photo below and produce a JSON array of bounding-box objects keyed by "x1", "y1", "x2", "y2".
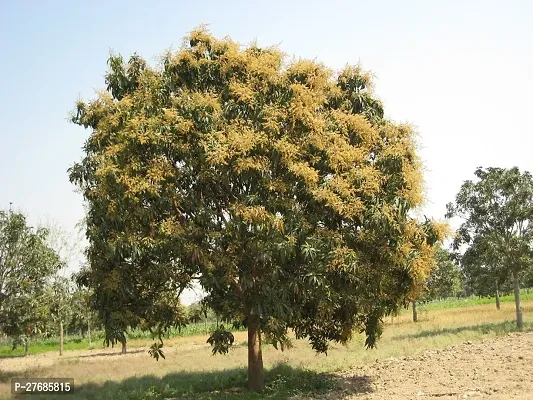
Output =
[
  {"x1": 0, "y1": 322, "x2": 247, "y2": 358},
  {"x1": 14, "y1": 364, "x2": 338, "y2": 400},
  {"x1": 420, "y1": 289, "x2": 533, "y2": 311},
  {"x1": 126, "y1": 322, "x2": 247, "y2": 341},
  {"x1": 393, "y1": 319, "x2": 533, "y2": 340},
  {"x1": 0, "y1": 339, "x2": 96, "y2": 358}
]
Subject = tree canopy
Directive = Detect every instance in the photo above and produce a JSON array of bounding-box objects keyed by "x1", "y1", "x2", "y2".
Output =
[
  {"x1": 0, "y1": 209, "x2": 62, "y2": 350},
  {"x1": 447, "y1": 166, "x2": 533, "y2": 329},
  {"x1": 69, "y1": 27, "x2": 446, "y2": 390},
  {"x1": 459, "y1": 234, "x2": 511, "y2": 301}
]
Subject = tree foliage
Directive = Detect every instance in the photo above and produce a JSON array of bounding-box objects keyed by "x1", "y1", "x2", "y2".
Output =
[
  {"x1": 68, "y1": 286, "x2": 99, "y2": 335},
  {"x1": 0, "y1": 209, "x2": 62, "y2": 349},
  {"x1": 458, "y1": 235, "x2": 511, "y2": 298},
  {"x1": 69, "y1": 27, "x2": 446, "y2": 389},
  {"x1": 447, "y1": 166, "x2": 533, "y2": 328},
  {"x1": 424, "y1": 246, "x2": 461, "y2": 301},
  {"x1": 47, "y1": 276, "x2": 73, "y2": 324}
]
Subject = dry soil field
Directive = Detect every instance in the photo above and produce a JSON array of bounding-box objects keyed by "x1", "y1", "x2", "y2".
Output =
[{"x1": 322, "y1": 331, "x2": 533, "y2": 400}]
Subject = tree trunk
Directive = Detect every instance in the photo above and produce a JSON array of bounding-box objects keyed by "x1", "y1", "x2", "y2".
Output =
[
  {"x1": 87, "y1": 318, "x2": 91, "y2": 347},
  {"x1": 59, "y1": 321, "x2": 64, "y2": 356},
  {"x1": 121, "y1": 340, "x2": 127, "y2": 354},
  {"x1": 495, "y1": 281, "x2": 501, "y2": 310},
  {"x1": 247, "y1": 315, "x2": 264, "y2": 391},
  {"x1": 513, "y1": 271, "x2": 523, "y2": 331},
  {"x1": 24, "y1": 337, "x2": 29, "y2": 356},
  {"x1": 412, "y1": 300, "x2": 418, "y2": 322}
]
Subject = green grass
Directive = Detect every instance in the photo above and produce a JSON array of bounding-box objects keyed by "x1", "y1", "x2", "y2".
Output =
[
  {"x1": 0, "y1": 322, "x2": 246, "y2": 358},
  {"x1": 0, "y1": 337, "x2": 95, "y2": 358},
  {"x1": 24, "y1": 364, "x2": 337, "y2": 400},
  {"x1": 419, "y1": 289, "x2": 533, "y2": 311},
  {"x1": 392, "y1": 319, "x2": 533, "y2": 340},
  {"x1": 126, "y1": 322, "x2": 246, "y2": 340}
]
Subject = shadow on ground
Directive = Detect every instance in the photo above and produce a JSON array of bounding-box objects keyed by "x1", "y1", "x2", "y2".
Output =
[
  {"x1": 0, "y1": 354, "x2": 25, "y2": 360},
  {"x1": 23, "y1": 364, "x2": 373, "y2": 400},
  {"x1": 392, "y1": 320, "x2": 532, "y2": 340},
  {"x1": 330, "y1": 374, "x2": 373, "y2": 397},
  {"x1": 0, "y1": 367, "x2": 46, "y2": 383},
  {"x1": 78, "y1": 349, "x2": 144, "y2": 358}
]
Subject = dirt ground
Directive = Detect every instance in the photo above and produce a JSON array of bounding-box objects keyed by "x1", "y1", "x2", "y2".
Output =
[{"x1": 328, "y1": 331, "x2": 533, "y2": 400}]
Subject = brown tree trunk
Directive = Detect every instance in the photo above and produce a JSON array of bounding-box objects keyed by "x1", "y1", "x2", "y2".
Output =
[
  {"x1": 87, "y1": 317, "x2": 91, "y2": 347},
  {"x1": 513, "y1": 271, "x2": 523, "y2": 331},
  {"x1": 412, "y1": 300, "x2": 418, "y2": 322},
  {"x1": 121, "y1": 340, "x2": 127, "y2": 354},
  {"x1": 59, "y1": 321, "x2": 64, "y2": 356},
  {"x1": 495, "y1": 283, "x2": 501, "y2": 310},
  {"x1": 24, "y1": 337, "x2": 29, "y2": 356},
  {"x1": 247, "y1": 315, "x2": 264, "y2": 391}
]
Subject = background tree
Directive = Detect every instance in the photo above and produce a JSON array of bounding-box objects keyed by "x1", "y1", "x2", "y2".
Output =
[
  {"x1": 44, "y1": 221, "x2": 84, "y2": 272},
  {"x1": 408, "y1": 244, "x2": 459, "y2": 322},
  {"x1": 46, "y1": 276, "x2": 73, "y2": 356},
  {"x1": 447, "y1": 166, "x2": 533, "y2": 330},
  {"x1": 69, "y1": 27, "x2": 447, "y2": 391},
  {"x1": 74, "y1": 265, "x2": 135, "y2": 354},
  {"x1": 0, "y1": 209, "x2": 61, "y2": 354},
  {"x1": 68, "y1": 286, "x2": 99, "y2": 345},
  {"x1": 459, "y1": 235, "x2": 511, "y2": 309},
  {"x1": 42, "y1": 220, "x2": 90, "y2": 353},
  {"x1": 424, "y1": 246, "x2": 462, "y2": 301},
  {"x1": 0, "y1": 290, "x2": 50, "y2": 356}
]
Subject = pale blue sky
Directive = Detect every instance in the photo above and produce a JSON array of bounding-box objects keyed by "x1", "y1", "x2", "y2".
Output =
[{"x1": 1, "y1": 1, "x2": 532, "y2": 302}]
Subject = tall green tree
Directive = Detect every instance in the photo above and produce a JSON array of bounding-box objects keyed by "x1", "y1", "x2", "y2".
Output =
[
  {"x1": 68, "y1": 285, "x2": 99, "y2": 345},
  {"x1": 46, "y1": 276, "x2": 73, "y2": 356},
  {"x1": 69, "y1": 27, "x2": 446, "y2": 391},
  {"x1": 0, "y1": 209, "x2": 61, "y2": 354},
  {"x1": 447, "y1": 167, "x2": 533, "y2": 329},
  {"x1": 459, "y1": 235, "x2": 510, "y2": 309}
]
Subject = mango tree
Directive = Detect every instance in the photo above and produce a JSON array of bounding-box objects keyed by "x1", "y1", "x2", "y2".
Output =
[
  {"x1": 0, "y1": 209, "x2": 61, "y2": 354},
  {"x1": 47, "y1": 276, "x2": 73, "y2": 355},
  {"x1": 69, "y1": 286, "x2": 99, "y2": 346},
  {"x1": 69, "y1": 27, "x2": 446, "y2": 391},
  {"x1": 447, "y1": 167, "x2": 533, "y2": 329},
  {"x1": 458, "y1": 235, "x2": 510, "y2": 309}
]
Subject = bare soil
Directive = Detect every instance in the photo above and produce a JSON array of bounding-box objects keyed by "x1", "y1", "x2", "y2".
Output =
[{"x1": 327, "y1": 331, "x2": 533, "y2": 400}]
